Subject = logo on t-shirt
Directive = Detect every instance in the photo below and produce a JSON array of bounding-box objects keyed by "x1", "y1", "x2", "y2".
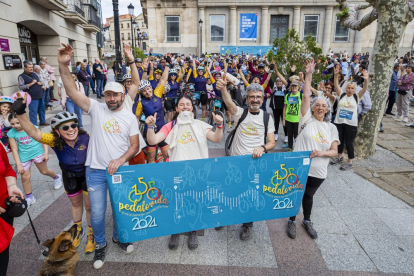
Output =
[
  {"x1": 311, "y1": 130, "x2": 329, "y2": 144},
  {"x1": 77, "y1": 144, "x2": 87, "y2": 151},
  {"x1": 102, "y1": 119, "x2": 122, "y2": 134},
  {"x1": 177, "y1": 130, "x2": 195, "y2": 145},
  {"x1": 241, "y1": 123, "x2": 259, "y2": 136},
  {"x1": 340, "y1": 99, "x2": 353, "y2": 108},
  {"x1": 18, "y1": 135, "x2": 33, "y2": 145}
]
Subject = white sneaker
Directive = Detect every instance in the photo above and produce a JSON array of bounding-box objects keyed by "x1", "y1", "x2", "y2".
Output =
[
  {"x1": 26, "y1": 196, "x2": 36, "y2": 208},
  {"x1": 406, "y1": 122, "x2": 414, "y2": 127},
  {"x1": 275, "y1": 134, "x2": 278, "y2": 141},
  {"x1": 284, "y1": 136, "x2": 288, "y2": 143},
  {"x1": 393, "y1": 115, "x2": 403, "y2": 121},
  {"x1": 54, "y1": 174, "x2": 63, "y2": 190},
  {"x1": 403, "y1": 117, "x2": 409, "y2": 123}
]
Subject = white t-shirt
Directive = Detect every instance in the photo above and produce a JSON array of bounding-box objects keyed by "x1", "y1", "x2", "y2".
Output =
[
  {"x1": 294, "y1": 108, "x2": 340, "y2": 179},
  {"x1": 334, "y1": 92, "x2": 360, "y2": 127},
  {"x1": 86, "y1": 99, "x2": 140, "y2": 170},
  {"x1": 231, "y1": 107, "x2": 275, "y2": 156}
]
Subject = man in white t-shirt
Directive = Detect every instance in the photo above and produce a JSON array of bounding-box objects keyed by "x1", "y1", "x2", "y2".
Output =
[
  {"x1": 57, "y1": 44, "x2": 142, "y2": 270},
  {"x1": 218, "y1": 80, "x2": 276, "y2": 241}
]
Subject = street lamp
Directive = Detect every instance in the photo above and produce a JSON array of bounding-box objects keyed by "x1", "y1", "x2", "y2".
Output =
[
  {"x1": 128, "y1": 3, "x2": 135, "y2": 56},
  {"x1": 113, "y1": 0, "x2": 123, "y2": 82},
  {"x1": 199, "y1": 19, "x2": 203, "y2": 57},
  {"x1": 137, "y1": 28, "x2": 141, "y2": 49},
  {"x1": 132, "y1": 20, "x2": 137, "y2": 48}
]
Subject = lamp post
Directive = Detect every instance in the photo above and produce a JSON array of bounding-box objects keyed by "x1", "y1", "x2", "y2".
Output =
[
  {"x1": 113, "y1": 0, "x2": 123, "y2": 82},
  {"x1": 137, "y1": 28, "x2": 141, "y2": 49},
  {"x1": 128, "y1": 3, "x2": 135, "y2": 56},
  {"x1": 132, "y1": 20, "x2": 137, "y2": 48},
  {"x1": 199, "y1": 19, "x2": 203, "y2": 57}
]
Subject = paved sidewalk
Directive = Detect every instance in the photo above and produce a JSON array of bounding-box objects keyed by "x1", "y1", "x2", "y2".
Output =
[{"x1": 6, "y1": 93, "x2": 414, "y2": 275}]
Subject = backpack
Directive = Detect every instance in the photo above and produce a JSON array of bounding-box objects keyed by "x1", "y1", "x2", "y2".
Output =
[
  {"x1": 285, "y1": 92, "x2": 303, "y2": 102},
  {"x1": 332, "y1": 93, "x2": 358, "y2": 116},
  {"x1": 226, "y1": 107, "x2": 270, "y2": 153}
]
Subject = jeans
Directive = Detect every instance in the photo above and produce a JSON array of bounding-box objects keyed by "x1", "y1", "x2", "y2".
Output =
[
  {"x1": 43, "y1": 88, "x2": 50, "y2": 106},
  {"x1": 86, "y1": 167, "x2": 118, "y2": 246},
  {"x1": 89, "y1": 78, "x2": 95, "y2": 92},
  {"x1": 386, "y1": 90, "x2": 396, "y2": 113},
  {"x1": 29, "y1": 98, "x2": 46, "y2": 126},
  {"x1": 96, "y1": 78, "x2": 104, "y2": 98},
  {"x1": 83, "y1": 84, "x2": 90, "y2": 98},
  {"x1": 66, "y1": 98, "x2": 83, "y2": 127}
]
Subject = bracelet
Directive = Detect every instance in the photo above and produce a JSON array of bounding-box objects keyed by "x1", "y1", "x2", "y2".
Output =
[
  {"x1": 7, "y1": 183, "x2": 16, "y2": 188},
  {"x1": 147, "y1": 126, "x2": 156, "y2": 129},
  {"x1": 128, "y1": 61, "x2": 135, "y2": 65},
  {"x1": 216, "y1": 124, "x2": 223, "y2": 129},
  {"x1": 261, "y1": 145, "x2": 267, "y2": 153}
]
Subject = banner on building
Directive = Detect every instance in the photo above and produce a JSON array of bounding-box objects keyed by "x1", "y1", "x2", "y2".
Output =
[
  {"x1": 240, "y1": 13, "x2": 258, "y2": 41},
  {"x1": 220, "y1": 46, "x2": 274, "y2": 56},
  {"x1": 107, "y1": 152, "x2": 312, "y2": 243}
]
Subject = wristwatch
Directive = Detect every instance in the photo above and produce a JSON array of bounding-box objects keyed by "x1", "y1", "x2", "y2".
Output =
[
  {"x1": 261, "y1": 145, "x2": 267, "y2": 153},
  {"x1": 128, "y1": 61, "x2": 135, "y2": 65}
]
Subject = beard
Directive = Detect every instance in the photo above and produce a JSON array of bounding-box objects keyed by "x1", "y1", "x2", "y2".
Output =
[
  {"x1": 106, "y1": 99, "x2": 123, "y2": 111},
  {"x1": 249, "y1": 102, "x2": 261, "y2": 111}
]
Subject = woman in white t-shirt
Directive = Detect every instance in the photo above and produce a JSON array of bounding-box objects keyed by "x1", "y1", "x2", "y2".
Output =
[
  {"x1": 288, "y1": 60, "x2": 340, "y2": 240},
  {"x1": 330, "y1": 65, "x2": 369, "y2": 171},
  {"x1": 145, "y1": 94, "x2": 223, "y2": 251}
]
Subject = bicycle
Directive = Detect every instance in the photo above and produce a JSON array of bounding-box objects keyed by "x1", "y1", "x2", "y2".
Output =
[
  {"x1": 225, "y1": 162, "x2": 242, "y2": 185},
  {"x1": 239, "y1": 186, "x2": 266, "y2": 213}
]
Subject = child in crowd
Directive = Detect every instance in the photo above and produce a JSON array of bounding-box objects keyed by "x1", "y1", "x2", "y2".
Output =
[
  {"x1": 0, "y1": 96, "x2": 13, "y2": 152},
  {"x1": 7, "y1": 113, "x2": 62, "y2": 206}
]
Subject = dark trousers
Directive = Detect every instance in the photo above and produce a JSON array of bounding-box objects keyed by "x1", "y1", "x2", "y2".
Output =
[
  {"x1": 386, "y1": 90, "x2": 396, "y2": 113},
  {"x1": 272, "y1": 108, "x2": 287, "y2": 136},
  {"x1": 285, "y1": 121, "x2": 299, "y2": 149},
  {"x1": 0, "y1": 212, "x2": 14, "y2": 276},
  {"x1": 335, "y1": 123, "x2": 358, "y2": 159},
  {"x1": 290, "y1": 176, "x2": 325, "y2": 221}
]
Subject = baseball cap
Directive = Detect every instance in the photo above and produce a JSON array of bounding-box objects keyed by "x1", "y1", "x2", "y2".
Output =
[
  {"x1": 104, "y1": 82, "x2": 125, "y2": 94},
  {"x1": 291, "y1": 80, "x2": 301, "y2": 86}
]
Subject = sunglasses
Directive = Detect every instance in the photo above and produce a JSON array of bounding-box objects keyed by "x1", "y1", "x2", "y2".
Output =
[
  {"x1": 59, "y1": 123, "x2": 78, "y2": 131},
  {"x1": 125, "y1": 81, "x2": 132, "y2": 84}
]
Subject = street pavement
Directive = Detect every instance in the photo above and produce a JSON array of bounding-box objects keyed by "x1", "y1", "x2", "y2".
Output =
[{"x1": 6, "y1": 84, "x2": 414, "y2": 275}]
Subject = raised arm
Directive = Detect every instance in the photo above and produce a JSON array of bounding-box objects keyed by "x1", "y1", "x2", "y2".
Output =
[
  {"x1": 57, "y1": 43, "x2": 90, "y2": 112},
  {"x1": 124, "y1": 45, "x2": 140, "y2": 102},
  {"x1": 159, "y1": 66, "x2": 170, "y2": 88},
  {"x1": 145, "y1": 113, "x2": 167, "y2": 145},
  {"x1": 274, "y1": 64, "x2": 288, "y2": 86},
  {"x1": 148, "y1": 60, "x2": 154, "y2": 80},
  {"x1": 192, "y1": 60, "x2": 197, "y2": 78},
  {"x1": 358, "y1": 69, "x2": 369, "y2": 99},
  {"x1": 333, "y1": 66, "x2": 343, "y2": 97},
  {"x1": 301, "y1": 60, "x2": 315, "y2": 117},
  {"x1": 263, "y1": 66, "x2": 273, "y2": 88},
  {"x1": 141, "y1": 59, "x2": 149, "y2": 80},
  {"x1": 216, "y1": 79, "x2": 238, "y2": 116}
]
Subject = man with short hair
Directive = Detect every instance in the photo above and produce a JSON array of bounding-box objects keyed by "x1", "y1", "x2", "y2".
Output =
[
  {"x1": 18, "y1": 61, "x2": 48, "y2": 126},
  {"x1": 93, "y1": 58, "x2": 105, "y2": 99},
  {"x1": 57, "y1": 43, "x2": 142, "y2": 270},
  {"x1": 77, "y1": 62, "x2": 92, "y2": 97},
  {"x1": 218, "y1": 80, "x2": 276, "y2": 241}
]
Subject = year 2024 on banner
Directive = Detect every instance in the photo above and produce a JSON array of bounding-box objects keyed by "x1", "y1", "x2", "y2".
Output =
[{"x1": 106, "y1": 151, "x2": 312, "y2": 243}]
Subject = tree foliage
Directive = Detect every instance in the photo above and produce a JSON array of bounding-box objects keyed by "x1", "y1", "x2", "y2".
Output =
[
  {"x1": 267, "y1": 29, "x2": 330, "y2": 86},
  {"x1": 134, "y1": 47, "x2": 146, "y2": 59}
]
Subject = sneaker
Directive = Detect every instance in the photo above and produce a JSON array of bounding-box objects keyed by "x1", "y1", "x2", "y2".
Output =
[
  {"x1": 214, "y1": 226, "x2": 224, "y2": 230},
  {"x1": 168, "y1": 234, "x2": 180, "y2": 250},
  {"x1": 93, "y1": 243, "x2": 107, "y2": 269},
  {"x1": 406, "y1": 122, "x2": 414, "y2": 127},
  {"x1": 188, "y1": 231, "x2": 198, "y2": 250},
  {"x1": 85, "y1": 233, "x2": 96, "y2": 254},
  {"x1": 403, "y1": 117, "x2": 409, "y2": 123},
  {"x1": 287, "y1": 220, "x2": 296, "y2": 239},
  {"x1": 330, "y1": 157, "x2": 343, "y2": 165},
  {"x1": 239, "y1": 225, "x2": 251, "y2": 241},
  {"x1": 26, "y1": 196, "x2": 36, "y2": 208},
  {"x1": 393, "y1": 115, "x2": 403, "y2": 121},
  {"x1": 302, "y1": 220, "x2": 318, "y2": 239},
  {"x1": 282, "y1": 143, "x2": 289, "y2": 148},
  {"x1": 275, "y1": 134, "x2": 278, "y2": 141},
  {"x1": 112, "y1": 237, "x2": 134, "y2": 253},
  {"x1": 340, "y1": 163, "x2": 354, "y2": 171},
  {"x1": 284, "y1": 136, "x2": 288, "y2": 143},
  {"x1": 53, "y1": 174, "x2": 63, "y2": 190},
  {"x1": 72, "y1": 227, "x2": 84, "y2": 248}
]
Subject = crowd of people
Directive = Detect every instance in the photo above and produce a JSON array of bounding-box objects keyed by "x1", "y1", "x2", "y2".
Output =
[{"x1": 1, "y1": 41, "x2": 411, "y2": 274}]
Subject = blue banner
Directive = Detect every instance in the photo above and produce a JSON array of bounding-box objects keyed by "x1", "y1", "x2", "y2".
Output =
[
  {"x1": 240, "y1": 13, "x2": 258, "y2": 41},
  {"x1": 220, "y1": 46, "x2": 275, "y2": 56},
  {"x1": 107, "y1": 152, "x2": 312, "y2": 243}
]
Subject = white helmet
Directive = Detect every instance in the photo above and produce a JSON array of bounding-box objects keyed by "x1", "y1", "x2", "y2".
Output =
[
  {"x1": 122, "y1": 74, "x2": 131, "y2": 81},
  {"x1": 138, "y1": 80, "x2": 151, "y2": 92},
  {"x1": 164, "y1": 83, "x2": 171, "y2": 93},
  {"x1": 173, "y1": 65, "x2": 181, "y2": 71},
  {"x1": 169, "y1": 69, "x2": 178, "y2": 75},
  {"x1": 50, "y1": 111, "x2": 78, "y2": 129}
]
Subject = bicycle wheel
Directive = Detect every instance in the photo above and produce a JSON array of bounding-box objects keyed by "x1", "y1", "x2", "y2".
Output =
[{"x1": 225, "y1": 128, "x2": 236, "y2": 156}]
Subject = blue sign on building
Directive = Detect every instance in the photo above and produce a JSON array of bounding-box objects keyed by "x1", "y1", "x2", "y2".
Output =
[{"x1": 240, "y1": 13, "x2": 258, "y2": 41}]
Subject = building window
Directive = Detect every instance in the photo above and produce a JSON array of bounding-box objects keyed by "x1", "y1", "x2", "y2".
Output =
[
  {"x1": 127, "y1": 23, "x2": 129, "y2": 28},
  {"x1": 210, "y1": 15, "x2": 225, "y2": 42},
  {"x1": 128, "y1": 33, "x2": 130, "y2": 40},
  {"x1": 303, "y1": 15, "x2": 319, "y2": 42},
  {"x1": 121, "y1": 23, "x2": 123, "y2": 29},
  {"x1": 166, "y1": 16, "x2": 180, "y2": 42},
  {"x1": 142, "y1": 22, "x2": 145, "y2": 27},
  {"x1": 68, "y1": 39, "x2": 76, "y2": 72},
  {"x1": 122, "y1": 33, "x2": 124, "y2": 40},
  {"x1": 334, "y1": 16, "x2": 349, "y2": 42},
  {"x1": 86, "y1": 44, "x2": 90, "y2": 61}
]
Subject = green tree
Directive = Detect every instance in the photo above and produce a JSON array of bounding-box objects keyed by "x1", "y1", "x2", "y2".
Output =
[{"x1": 133, "y1": 47, "x2": 146, "y2": 59}]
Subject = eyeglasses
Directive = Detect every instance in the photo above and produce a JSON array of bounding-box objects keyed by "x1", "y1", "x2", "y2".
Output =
[
  {"x1": 325, "y1": 87, "x2": 332, "y2": 90},
  {"x1": 59, "y1": 123, "x2": 78, "y2": 131},
  {"x1": 248, "y1": 96, "x2": 263, "y2": 100},
  {"x1": 125, "y1": 81, "x2": 132, "y2": 84}
]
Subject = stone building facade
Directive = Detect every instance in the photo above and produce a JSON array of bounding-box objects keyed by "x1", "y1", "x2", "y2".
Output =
[
  {"x1": 0, "y1": 0, "x2": 102, "y2": 96},
  {"x1": 141, "y1": 0, "x2": 414, "y2": 56}
]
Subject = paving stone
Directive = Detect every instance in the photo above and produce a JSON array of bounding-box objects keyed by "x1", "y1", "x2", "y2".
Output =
[
  {"x1": 315, "y1": 233, "x2": 376, "y2": 272},
  {"x1": 320, "y1": 177, "x2": 367, "y2": 208},
  {"x1": 371, "y1": 208, "x2": 414, "y2": 236},
  {"x1": 311, "y1": 207, "x2": 350, "y2": 234},
  {"x1": 226, "y1": 220, "x2": 268, "y2": 232}
]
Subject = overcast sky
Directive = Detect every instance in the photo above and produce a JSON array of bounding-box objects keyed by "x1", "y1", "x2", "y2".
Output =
[{"x1": 101, "y1": 0, "x2": 143, "y2": 21}]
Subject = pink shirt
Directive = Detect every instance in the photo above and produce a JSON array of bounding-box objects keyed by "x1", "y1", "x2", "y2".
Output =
[
  {"x1": 45, "y1": 63, "x2": 56, "y2": 81},
  {"x1": 159, "y1": 122, "x2": 173, "y2": 137}
]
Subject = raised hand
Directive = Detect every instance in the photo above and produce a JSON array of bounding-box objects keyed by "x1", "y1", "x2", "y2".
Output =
[
  {"x1": 143, "y1": 58, "x2": 149, "y2": 70},
  {"x1": 57, "y1": 43, "x2": 74, "y2": 65},
  {"x1": 215, "y1": 79, "x2": 227, "y2": 91},
  {"x1": 145, "y1": 112, "x2": 157, "y2": 126},
  {"x1": 212, "y1": 112, "x2": 224, "y2": 125},
  {"x1": 291, "y1": 65, "x2": 297, "y2": 73},
  {"x1": 334, "y1": 65, "x2": 341, "y2": 76},
  {"x1": 361, "y1": 69, "x2": 369, "y2": 80},
  {"x1": 305, "y1": 59, "x2": 316, "y2": 75},
  {"x1": 124, "y1": 44, "x2": 134, "y2": 62}
]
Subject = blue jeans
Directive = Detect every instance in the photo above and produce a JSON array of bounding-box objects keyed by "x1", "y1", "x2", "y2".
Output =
[
  {"x1": 29, "y1": 98, "x2": 46, "y2": 126},
  {"x1": 66, "y1": 98, "x2": 83, "y2": 127},
  {"x1": 89, "y1": 78, "x2": 95, "y2": 92},
  {"x1": 96, "y1": 78, "x2": 104, "y2": 98},
  {"x1": 86, "y1": 167, "x2": 118, "y2": 246},
  {"x1": 43, "y1": 88, "x2": 50, "y2": 106},
  {"x1": 83, "y1": 84, "x2": 90, "y2": 98}
]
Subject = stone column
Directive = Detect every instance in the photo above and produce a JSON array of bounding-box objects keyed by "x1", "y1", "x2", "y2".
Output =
[
  {"x1": 353, "y1": 10, "x2": 364, "y2": 54},
  {"x1": 199, "y1": 6, "x2": 206, "y2": 54},
  {"x1": 261, "y1": 6, "x2": 269, "y2": 45},
  {"x1": 230, "y1": 6, "x2": 237, "y2": 45},
  {"x1": 322, "y1": 6, "x2": 334, "y2": 54},
  {"x1": 293, "y1": 6, "x2": 301, "y2": 34}
]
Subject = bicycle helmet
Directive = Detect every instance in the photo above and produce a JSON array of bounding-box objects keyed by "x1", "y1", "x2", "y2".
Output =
[
  {"x1": 174, "y1": 65, "x2": 181, "y2": 71},
  {"x1": 258, "y1": 63, "x2": 265, "y2": 68},
  {"x1": 154, "y1": 69, "x2": 162, "y2": 75},
  {"x1": 0, "y1": 96, "x2": 14, "y2": 104},
  {"x1": 169, "y1": 69, "x2": 178, "y2": 75},
  {"x1": 138, "y1": 79, "x2": 151, "y2": 92},
  {"x1": 164, "y1": 83, "x2": 171, "y2": 93},
  {"x1": 212, "y1": 71, "x2": 222, "y2": 78},
  {"x1": 197, "y1": 66, "x2": 205, "y2": 71},
  {"x1": 122, "y1": 74, "x2": 131, "y2": 81},
  {"x1": 135, "y1": 58, "x2": 143, "y2": 63},
  {"x1": 50, "y1": 111, "x2": 78, "y2": 129}
]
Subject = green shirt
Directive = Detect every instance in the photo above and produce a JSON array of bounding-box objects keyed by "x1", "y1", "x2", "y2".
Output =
[
  {"x1": 8, "y1": 128, "x2": 44, "y2": 163},
  {"x1": 284, "y1": 93, "x2": 302, "y2": 123}
]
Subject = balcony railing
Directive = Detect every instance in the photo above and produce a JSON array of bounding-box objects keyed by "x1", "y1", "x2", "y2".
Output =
[
  {"x1": 63, "y1": 0, "x2": 85, "y2": 17},
  {"x1": 83, "y1": 0, "x2": 99, "y2": 11}
]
